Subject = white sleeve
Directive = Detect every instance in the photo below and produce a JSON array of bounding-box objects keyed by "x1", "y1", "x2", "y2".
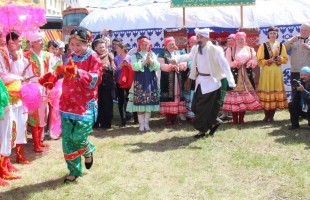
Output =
[
  {"x1": 172, "y1": 47, "x2": 195, "y2": 63},
  {"x1": 216, "y1": 48, "x2": 236, "y2": 87}
]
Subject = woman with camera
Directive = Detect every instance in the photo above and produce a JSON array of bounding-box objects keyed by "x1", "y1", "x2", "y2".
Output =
[{"x1": 257, "y1": 26, "x2": 289, "y2": 122}]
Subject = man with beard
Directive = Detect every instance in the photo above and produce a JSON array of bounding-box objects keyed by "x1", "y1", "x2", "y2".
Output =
[{"x1": 170, "y1": 28, "x2": 236, "y2": 138}]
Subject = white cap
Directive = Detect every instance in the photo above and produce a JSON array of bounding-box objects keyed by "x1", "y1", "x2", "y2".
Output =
[
  {"x1": 28, "y1": 31, "x2": 45, "y2": 42},
  {"x1": 194, "y1": 28, "x2": 213, "y2": 38},
  {"x1": 57, "y1": 40, "x2": 65, "y2": 48}
]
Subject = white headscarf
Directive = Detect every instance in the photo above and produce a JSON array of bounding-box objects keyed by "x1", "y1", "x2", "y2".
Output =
[{"x1": 194, "y1": 28, "x2": 213, "y2": 38}]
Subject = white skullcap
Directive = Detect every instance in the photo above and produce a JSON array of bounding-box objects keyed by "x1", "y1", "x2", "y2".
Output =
[
  {"x1": 194, "y1": 28, "x2": 213, "y2": 38},
  {"x1": 28, "y1": 31, "x2": 45, "y2": 42},
  {"x1": 57, "y1": 40, "x2": 65, "y2": 48}
]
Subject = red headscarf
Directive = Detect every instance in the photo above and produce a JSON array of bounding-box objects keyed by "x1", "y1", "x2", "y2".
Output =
[
  {"x1": 188, "y1": 36, "x2": 197, "y2": 43},
  {"x1": 137, "y1": 38, "x2": 151, "y2": 52},
  {"x1": 164, "y1": 36, "x2": 175, "y2": 48},
  {"x1": 235, "y1": 32, "x2": 247, "y2": 40},
  {"x1": 227, "y1": 34, "x2": 236, "y2": 40},
  {"x1": 235, "y1": 32, "x2": 247, "y2": 46}
]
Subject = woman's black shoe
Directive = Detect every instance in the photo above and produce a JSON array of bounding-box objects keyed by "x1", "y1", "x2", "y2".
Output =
[
  {"x1": 64, "y1": 176, "x2": 78, "y2": 184},
  {"x1": 85, "y1": 153, "x2": 93, "y2": 169},
  {"x1": 194, "y1": 132, "x2": 206, "y2": 139}
]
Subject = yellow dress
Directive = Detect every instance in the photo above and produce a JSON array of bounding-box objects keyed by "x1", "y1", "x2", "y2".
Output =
[{"x1": 257, "y1": 41, "x2": 288, "y2": 110}]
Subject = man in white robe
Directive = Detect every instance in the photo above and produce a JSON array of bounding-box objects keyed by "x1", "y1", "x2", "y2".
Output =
[{"x1": 171, "y1": 28, "x2": 236, "y2": 138}]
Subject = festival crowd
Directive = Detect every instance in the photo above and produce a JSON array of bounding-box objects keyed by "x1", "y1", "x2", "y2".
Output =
[{"x1": 0, "y1": 23, "x2": 309, "y2": 185}]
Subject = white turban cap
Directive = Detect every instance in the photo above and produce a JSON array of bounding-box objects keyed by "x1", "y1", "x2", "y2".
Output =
[
  {"x1": 28, "y1": 31, "x2": 45, "y2": 42},
  {"x1": 194, "y1": 28, "x2": 213, "y2": 38}
]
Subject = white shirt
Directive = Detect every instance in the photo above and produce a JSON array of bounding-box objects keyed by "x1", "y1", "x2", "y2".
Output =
[
  {"x1": 173, "y1": 44, "x2": 233, "y2": 94},
  {"x1": 10, "y1": 53, "x2": 31, "y2": 78}
]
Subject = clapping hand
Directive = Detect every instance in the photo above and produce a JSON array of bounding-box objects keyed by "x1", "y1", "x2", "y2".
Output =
[{"x1": 144, "y1": 52, "x2": 154, "y2": 66}]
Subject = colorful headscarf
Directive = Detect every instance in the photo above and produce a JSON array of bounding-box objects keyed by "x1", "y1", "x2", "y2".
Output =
[
  {"x1": 188, "y1": 36, "x2": 197, "y2": 43},
  {"x1": 137, "y1": 38, "x2": 151, "y2": 52},
  {"x1": 70, "y1": 27, "x2": 93, "y2": 42},
  {"x1": 227, "y1": 34, "x2": 236, "y2": 40},
  {"x1": 164, "y1": 36, "x2": 175, "y2": 47},
  {"x1": 235, "y1": 32, "x2": 247, "y2": 40}
]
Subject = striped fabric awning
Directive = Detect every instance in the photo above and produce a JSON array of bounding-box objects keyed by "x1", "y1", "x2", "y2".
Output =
[{"x1": 42, "y1": 30, "x2": 63, "y2": 42}]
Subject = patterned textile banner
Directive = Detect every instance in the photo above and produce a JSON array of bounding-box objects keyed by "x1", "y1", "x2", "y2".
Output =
[
  {"x1": 106, "y1": 29, "x2": 165, "y2": 55},
  {"x1": 107, "y1": 27, "x2": 238, "y2": 55},
  {"x1": 164, "y1": 28, "x2": 188, "y2": 50}
]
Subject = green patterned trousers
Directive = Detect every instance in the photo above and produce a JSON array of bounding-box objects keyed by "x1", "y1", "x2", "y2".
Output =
[{"x1": 61, "y1": 117, "x2": 95, "y2": 177}]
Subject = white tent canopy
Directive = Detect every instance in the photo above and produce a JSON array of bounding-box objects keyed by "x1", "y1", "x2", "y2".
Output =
[{"x1": 80, "y1": 0, "x2": 310, "y2": 32}]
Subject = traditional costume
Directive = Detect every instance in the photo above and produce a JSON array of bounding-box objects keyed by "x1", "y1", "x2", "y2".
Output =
[
  {"x1": 24, "y1": 31, "x2": 53, "y2": 152},
  {"x1": 218, "y1": 34, "x2": 236, "y2": 121},
  {"x1": 0, "y1": 48, "x2": 21, "y2": 185},
  {"x1": 223, "y1": 32, "x2": 261, "y2": 124},
  {"x1": 126, "y1": 38, "x2": 160, "y2": 131},
  {"x1": 48, "y1": 78, "x2": 63, "y2": 139},
  {"x1": 173, "y1": 28, "x2": 236, "y2": 137},
  {"x1": 56, "y1": 47, "x2": 102, "y2": 177},
  {"x1": 39, "y1": 28, "x2": 103, "y2": 179},
  {"x1": 158, "y1": 37, "x2": 187, "y2": 125},
  {"x1": 257, "y1": 27, "x2": 289, "y2": 121},
  {"x1": 181, "y1": 35, "x2": 197, "y2": 120},
  {"x1": 9, "y1": 46, "x2": 32, "y2": 163}
]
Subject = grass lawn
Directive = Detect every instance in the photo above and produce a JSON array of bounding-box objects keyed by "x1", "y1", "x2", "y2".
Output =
[{"x1": 0, "y1": 110, "x2": 309, "y2": 200}]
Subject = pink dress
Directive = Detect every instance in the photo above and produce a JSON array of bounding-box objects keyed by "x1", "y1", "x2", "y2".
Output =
[{"x1": 222, "y1": 46, "x2": 261, "y2": 112}]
